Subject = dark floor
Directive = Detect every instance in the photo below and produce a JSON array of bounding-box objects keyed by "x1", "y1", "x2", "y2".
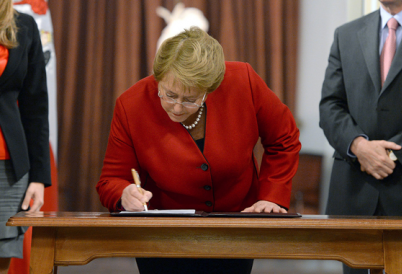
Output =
[{"x1": 57, "y1": 258, "x2": 343, "y2": 274}]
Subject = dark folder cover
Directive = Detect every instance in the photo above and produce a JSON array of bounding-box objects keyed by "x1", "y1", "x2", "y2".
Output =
[{"x1": 111, "y1": 210, "x2": 301, "y2": 218}]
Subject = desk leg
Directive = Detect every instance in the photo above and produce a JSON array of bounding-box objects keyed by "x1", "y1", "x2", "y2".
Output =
[
  {"x1": 383, "y1": 230, "x2": 402, "y2": 274},
  {"x1": 30, "y1": 227, "x2": 56, "y2": 274}
]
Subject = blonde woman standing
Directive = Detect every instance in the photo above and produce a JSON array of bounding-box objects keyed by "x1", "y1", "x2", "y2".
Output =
[{"x1": 0, "y1": 1, "x2": 50, "y2": 272}]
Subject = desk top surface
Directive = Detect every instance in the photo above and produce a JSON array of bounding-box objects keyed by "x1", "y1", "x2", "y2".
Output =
[{"x1": 7, "y1": 211, "x2": 402, "y2": 230}]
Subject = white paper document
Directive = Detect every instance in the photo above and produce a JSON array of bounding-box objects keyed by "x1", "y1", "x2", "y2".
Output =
[{"x1": 119, "y1": 209, "x2": 196, "y2": 214}]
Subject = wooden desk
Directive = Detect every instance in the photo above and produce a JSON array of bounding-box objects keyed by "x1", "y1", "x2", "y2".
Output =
[{"x1": 7, "y1": 212, "x2": 402, "y2": 274}]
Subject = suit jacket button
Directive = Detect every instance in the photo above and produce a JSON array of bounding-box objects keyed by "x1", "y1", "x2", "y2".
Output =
[
  {"x1": 205, "y1": 201, "x2": 212, "y2": 207},
  {"x1": 204, "y1": 185, "x2": 211, "y2": 191},
  {"x1": 201, "y1": 164, "x2": 208, "y2": 171}
]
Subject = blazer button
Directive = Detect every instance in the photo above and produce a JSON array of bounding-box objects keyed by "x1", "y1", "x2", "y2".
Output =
[
  {"x1": 204, "y1": 185, "x2": 211, "y2": 191},
  {"x1": 201, "y1": 164, "x2": 208, "y2": 171},
  {"x1": 205, "y1": 201, "x2": 213, "y2": 207},
  {"x1": 376, "y1": 108, "x2": 389, "y2": 111}
]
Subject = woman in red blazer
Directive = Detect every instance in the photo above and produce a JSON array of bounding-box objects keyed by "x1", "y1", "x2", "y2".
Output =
[{"x1": 97, "y1": 27, "x2": 300, "y2": 274}]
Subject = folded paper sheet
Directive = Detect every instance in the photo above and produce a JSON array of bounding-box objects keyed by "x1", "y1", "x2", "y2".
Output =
[{"x1": 111, "y1": 210, "x2": 301, "y2": 218}]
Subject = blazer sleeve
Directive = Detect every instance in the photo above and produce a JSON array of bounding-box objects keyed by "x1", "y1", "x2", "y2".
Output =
[
  {"x1": 388, "y1": 134, "x2": 402, "y2": 163},
  {"x1": 319, "y1": 28, "x2": 366, "y2": 159},
  {"x1": 246, "y1": 63, "x2": 301, "y2": 208},
  {"x1": 17, "y1": 14, "x2": 51, "y2": 186},
  {"x1": 96, "y1": 98, "x2": 140, "y2": 212}
]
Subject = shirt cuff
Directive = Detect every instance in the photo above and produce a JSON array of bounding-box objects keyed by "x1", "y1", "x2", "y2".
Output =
[
  {"x1": 115, "y1": 199, "x2": 125, "y2": 212},
  {"x1": 347, "y1": 134, "x2": 369, "y2": 158}
]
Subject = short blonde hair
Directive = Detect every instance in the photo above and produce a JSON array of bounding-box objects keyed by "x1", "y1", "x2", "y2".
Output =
[
  {"x1": 0, "y1": 0, "x2": 18, "y2": 49},
  {"x1": 153, "y1": 26, "x2": 225, "y2": 94}
]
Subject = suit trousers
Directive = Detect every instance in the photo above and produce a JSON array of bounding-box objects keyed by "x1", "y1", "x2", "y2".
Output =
[
  {"x1": 136, "y1": 258, "x2": 254, "y2": 274},
  {"x1": 342, "y1": 198, "x2": 385, "y2": 274}
]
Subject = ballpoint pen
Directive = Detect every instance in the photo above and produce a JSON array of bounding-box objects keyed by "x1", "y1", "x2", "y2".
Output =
[{"x1": 131, "y1": 168, "x2": 148, "y2": 211}]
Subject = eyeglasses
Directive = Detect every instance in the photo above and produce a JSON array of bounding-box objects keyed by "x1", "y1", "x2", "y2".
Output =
[{"x1": 158, "y1": 90, "x2": 206, "y2": 108}]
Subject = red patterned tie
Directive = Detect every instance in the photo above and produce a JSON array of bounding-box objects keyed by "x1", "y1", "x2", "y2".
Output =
[{"x1": 381, "y1": 17, "x2": 399, "y2": 86}]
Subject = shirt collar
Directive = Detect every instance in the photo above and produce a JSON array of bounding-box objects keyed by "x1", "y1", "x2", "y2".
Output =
[{"x1": 380, "y1": 5, "x2": 402, "y2": 29}]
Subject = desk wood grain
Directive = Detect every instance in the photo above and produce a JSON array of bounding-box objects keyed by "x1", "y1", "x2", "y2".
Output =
[{"x1": 7, "y1": 212, "x2": 402, "y2": 274}]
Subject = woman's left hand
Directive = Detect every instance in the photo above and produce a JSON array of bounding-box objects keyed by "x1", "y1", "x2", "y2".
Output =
[
  {"x1": 241, "y1": 200, "x2": 287, "y2": 213},
  {"x1": 21, "y1": 182, "x2": 45, "y2": 212}
]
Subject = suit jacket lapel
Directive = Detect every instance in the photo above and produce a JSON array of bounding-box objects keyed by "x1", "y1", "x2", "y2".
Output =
[
  {"x1": 358, "y1": 11, "x2": 381, "y2": 94},
  {"x1": 0, "y1": 14, "x2": 28, "y2": 89}
]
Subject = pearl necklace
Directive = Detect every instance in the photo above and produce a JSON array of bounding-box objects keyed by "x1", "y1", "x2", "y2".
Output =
[{"x1": 181, "y1": 105, "x2": 204, "y2": 130}]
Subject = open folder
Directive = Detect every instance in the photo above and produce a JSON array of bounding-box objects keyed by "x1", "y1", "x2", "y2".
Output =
[{"x1": 111, "y1": 209, "x2": 301, "y2": 218}]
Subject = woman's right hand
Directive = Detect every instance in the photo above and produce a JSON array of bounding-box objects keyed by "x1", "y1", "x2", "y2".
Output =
[{"x1": 121, "y1": 184, "x2": 153, "y2": 211}]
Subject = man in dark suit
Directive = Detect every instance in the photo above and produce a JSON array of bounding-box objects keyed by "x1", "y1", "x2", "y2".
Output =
[{"x1": 320, "y1": 0, "x2": 402, "y2": 273}]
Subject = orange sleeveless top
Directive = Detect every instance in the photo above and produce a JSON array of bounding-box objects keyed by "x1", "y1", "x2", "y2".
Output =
[{"x1": 0, "y1": 45, "x2": 10, "y2": 160}]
